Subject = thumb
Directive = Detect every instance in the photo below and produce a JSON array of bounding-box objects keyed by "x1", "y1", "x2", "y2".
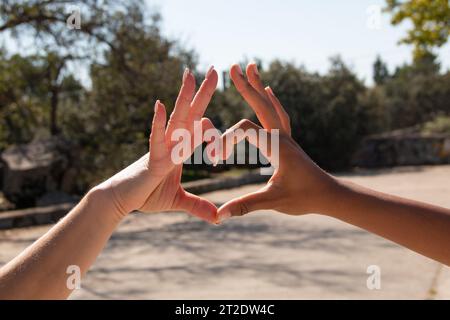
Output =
[
  {"x1": 175, "y1": 189, "x2": 218, "y2": 224},
  {"x1": 217, "y1": 186, "x2": 274, "y2": 223}
]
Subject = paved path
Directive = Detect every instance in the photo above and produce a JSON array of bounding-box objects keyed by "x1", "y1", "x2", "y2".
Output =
[{"x1": 1, "y1": 165, "x2": 450, "y2": 299}]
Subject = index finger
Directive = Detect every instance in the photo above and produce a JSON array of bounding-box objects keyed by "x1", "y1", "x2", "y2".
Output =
[
  {"x1": 166, "y1": 69, "x2": 196, "y2": 138},
  {"x1": 189, "y1": 66, "x2": 218, "y2": 121}
]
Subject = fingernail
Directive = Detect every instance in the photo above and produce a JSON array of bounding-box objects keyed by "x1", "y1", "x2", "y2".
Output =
[
  {"x1": 252, "y1": 63, "x2": 260, "y2": 76},
  {"x1": 212, "y1": 152, "x2": 218, "y2": 166},
  {"x1": 206, "y1": 65, "x2": 214, "y2": 78},
  {"x1": 154, "y1": 100, "x2": 160, "y2": 112},
  {"x1": 266, "y1": 86, "x2": 274, "y2": 95},
  {"x1": 183, "y1": 68, "x2": 190, "y2": 82},
  {"x1": 236, "y1": 64, "x2": 243, "y2": 76},
  {"x1": 217, "y1": 210, "x2": 231, "y2": 223}
]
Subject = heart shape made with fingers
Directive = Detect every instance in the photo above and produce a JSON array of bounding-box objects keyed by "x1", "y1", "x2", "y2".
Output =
[{"x1": 147, "y1": 62, "x2": 334, "y2": 225}]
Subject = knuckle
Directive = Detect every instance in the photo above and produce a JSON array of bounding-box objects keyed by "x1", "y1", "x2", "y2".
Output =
[
  {"x1": 238, "y1": 118, "x2": 251, "y2": 126},
  {"x1": 238, "y1": 201, "x2": 249, "y2": 216},
  {"x1": 177, "y1": 93, "x2": 192, "y2": 104},
  {"x1": 169, "y1": 118, "x2": 189, "y2": 125}
]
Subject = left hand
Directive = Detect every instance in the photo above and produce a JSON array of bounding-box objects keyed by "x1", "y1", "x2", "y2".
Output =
[{"x1": 216, "y1": 63, "x2": 338, "y2": 222}]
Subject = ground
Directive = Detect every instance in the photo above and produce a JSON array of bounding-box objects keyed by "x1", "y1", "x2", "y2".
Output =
[{"x1": 1, "y1": 165, "x2": 450, "y2": 299}]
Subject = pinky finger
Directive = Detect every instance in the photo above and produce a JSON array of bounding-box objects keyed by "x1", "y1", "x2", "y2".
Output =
[{"x1": 265, "y1": 87, "x2": 291, "y2": 135}]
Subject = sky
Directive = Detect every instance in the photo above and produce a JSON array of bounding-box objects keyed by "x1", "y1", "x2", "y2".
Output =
[
  {"x1": 146, "y1": 0, "x2": 450, "y2": 85},
  {"x1": 2, "y1": 0, "x2": 449, "y2": 86}
]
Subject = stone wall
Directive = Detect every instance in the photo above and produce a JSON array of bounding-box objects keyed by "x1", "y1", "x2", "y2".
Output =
[
  {"x1": 352, "y1": 134, "x2": 450, "y2": 168},
  {"x1": 0, "y1": 137, "x2": 79, "y2": 208}
]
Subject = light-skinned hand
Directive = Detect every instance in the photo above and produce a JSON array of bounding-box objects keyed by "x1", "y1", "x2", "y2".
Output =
[{"x1": 95, "y1": 67, "x2": 219, "y2": 223}]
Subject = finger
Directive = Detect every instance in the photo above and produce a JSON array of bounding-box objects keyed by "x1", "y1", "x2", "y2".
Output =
[
  {"x1": 189, "y1": 66, "x2": 218, "y2": 121},
  {"x1": 200, "y1": 117, "x2": 215, "y2": 133},
  {"x1": 217, "y1": 186, "x2": 274, "y2": 222},
  {"x1": 218, "y1": 119, "x2": 276, "y2": 163},
  {"x1": 175, "y1": 189, "x2": 217, "y2": 224},
  {"x1": 200, "y1": 118, "x2": 221, "y2": 165},
  {"x1": 180, "y1": 117, "x2": 217, "y2": 164},
  {"x1": 246, "y1": 63, "x2": 290, "y2": 135},
  {"x1": 191, "y1": 118, "x2": 217, "y2": 161},
  {"x1": 265, "y1": 87, "x2": 291, "y2": 135},
  {"x1": 167, "y1": 68, "x2": 196, "y2": 136},
  {"x1": 195, "y1": 117, "x2": 216, "y2": 148},
  {"x1": 246, "y1": 63, "x2": 270, "y2": 102},
  {"x1": 149, "y1": 100, "x2": 168, "y2": 159},
  {"x1": 230, "y1": 64, "x2": 281, "y2": 130}
]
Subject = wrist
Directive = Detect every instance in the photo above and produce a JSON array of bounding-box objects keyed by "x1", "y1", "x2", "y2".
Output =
[
  {"x1": 318, "y1": 176, "x2": 356, "y2": 218},
  {"x1": 309, "y1": 174, "x2": 350, "y2": 216},
  {"x1": 86, "y1": 184, "x2": 128, "y2": 223}
]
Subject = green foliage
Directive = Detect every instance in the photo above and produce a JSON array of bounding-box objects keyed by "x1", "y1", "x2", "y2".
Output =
[
  {"x1": 61, "y1": 7, "x2": 197, "y2": 186},
  {"x1": 373, "y1": 55, "x2": 390, "y2": 85},
  {"x1": 0, "y1": 50, "x2": 49, "y2": 148},
  {"x1": 422, "y1": 116, "x2": 450, "y2": 135},
  {"x1": 365, "y1": 53, "x2": 450, "y2": 131},
  {"x1": 385, "y1": 0, "x2": 450, "y2": 60},
  {"x1": 0, "y1": 49, "x2": 86, "y2": 150}
]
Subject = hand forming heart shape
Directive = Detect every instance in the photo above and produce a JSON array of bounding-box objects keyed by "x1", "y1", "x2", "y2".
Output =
[
  {"x1": 97, "y1": 63, "x2": 339, "y2": 225},
  {"x1": 96, "y1": 66, "x2": 219, "y2": 223},
  {"x1": 215, "y1": 63, "x2": 338, "y2": 222}
]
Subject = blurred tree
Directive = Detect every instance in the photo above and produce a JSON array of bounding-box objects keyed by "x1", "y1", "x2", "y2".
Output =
[
  {"x1": 0, "y1": 1, "x2": 199, "y2": 188},
  {"x1": 373, "y1": 55, "x2": 390, "y2": 85},
  {"x1": 43, "y1": 52, "x2": 85, "y2": 135},
  {"x1": 62, "y1": 5, "x2": 197, "y2": 185},
  {"x1": 0, "y1": 0, "x2": 144, "y2": 135},
  {"x1": 371, "y1": 52, "x2": 449, "y2": 130},
  {"x1": 0, "y1": 50, "x2": 45, "y2": 148},
  {"x1": 0, "y1": 0, "x2": 131, "y2": 51},
  {"x1": 318, "y1": 57, "x2": 368, "y2": 169},
  {"x1": 0, "y1": 50, "x2": 84, "y2": 148},
  {"x1": 385, "y1": 0, "x2": 450, "y2": 60}
]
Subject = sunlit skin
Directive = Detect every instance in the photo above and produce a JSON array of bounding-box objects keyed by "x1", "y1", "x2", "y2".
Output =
[
  {"x1": 100, "y1": 67, "x2": 218, "y2": 223},
  {"x1": 217, "y1": 63, "x2": 450, "y2": 266},
  {"x1": 2, "y1": 62, "x2": 450, "y2": 300},
  {"x1": 0, "y1": 67, "x2": 218, "y2": 299},
  {"x1": 215, "y1": 63, "x2": 338, "y2": 218}
]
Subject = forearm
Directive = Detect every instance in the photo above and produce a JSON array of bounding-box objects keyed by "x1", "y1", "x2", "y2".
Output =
[
  {"x1": 324, "y1": 178, "x2": 450, "y2": 266},
  {"x1": 0, "y1": 188, "x2": 123, "y2": 299}
]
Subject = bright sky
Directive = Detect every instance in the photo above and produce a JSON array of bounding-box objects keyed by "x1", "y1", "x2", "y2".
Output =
[
  {"x1": 1, "y1": 0, "x2": 449, "y2": 86},
  {"x1": 147, "y1": 0, "x2": 450, "y2": 85}
]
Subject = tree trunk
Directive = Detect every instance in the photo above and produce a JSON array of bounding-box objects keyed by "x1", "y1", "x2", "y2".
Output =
[{"x1": 50, "y1": 85, "x2": 60, "y2": 135}]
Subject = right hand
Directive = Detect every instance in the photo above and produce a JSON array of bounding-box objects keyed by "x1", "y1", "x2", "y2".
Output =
[{"x1": 217, "y1": 63, "x2": 340, "y2": 221}]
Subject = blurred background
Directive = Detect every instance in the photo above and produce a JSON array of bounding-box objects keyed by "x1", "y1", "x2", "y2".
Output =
[{"x1": 0, "y1": 0, "x2": 449, "y2": 299}]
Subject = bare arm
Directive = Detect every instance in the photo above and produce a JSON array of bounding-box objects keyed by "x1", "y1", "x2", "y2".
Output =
[
  {"x1": 326, "y1": 179, "x2": 450, "y2": 265},
  {"x1": 0, "y1": 67, "x2": 219, "y2": 299},
  {"x1": 0, "y1": 189, "x2": 121, "y2": 299}
]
